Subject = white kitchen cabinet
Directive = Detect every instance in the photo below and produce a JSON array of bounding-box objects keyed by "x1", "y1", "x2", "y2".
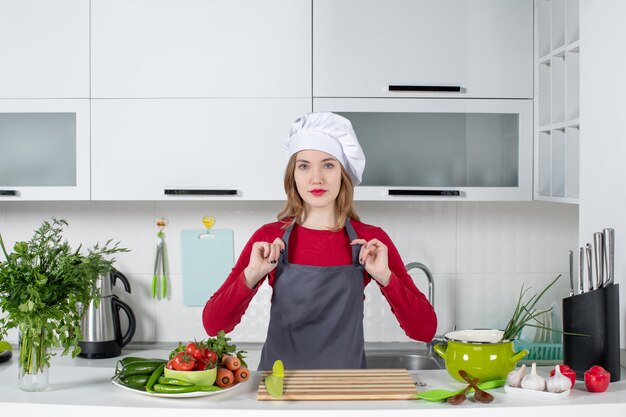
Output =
[
  {"x1": 0, "y1": 99, "x2": 90, "y2": 200},
  {"x1": 0, "y1": 0, "x2": 89, "y2": 98},
  {"x1": 534, "y1": 0, "x2": 579, "y2": 203},
  {"x1": 313, "y1": 0, "x2": 533, "y2": 99},
  {"x1": 91, "y1": 99, "x2": 311, "y2": 200},
  {"x1": 91, "y1": 0, "x2": 311, "y2": 99},
  {"x1": 314, "y1": 98, "x2": 533, "y2": 201}
]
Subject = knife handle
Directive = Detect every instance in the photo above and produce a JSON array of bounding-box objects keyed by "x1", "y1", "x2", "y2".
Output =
[
  {"x1": 568, "y1": 249, "x2": 574, "y2": 296},
  {"x1": 593, "y1": 232, "x2": 605, "y2": 290},
  {"x1": 585, "y1": 244, "x2": 594, "y2": 292},
  {"x1": 603, "y1": 228, "x2": 615, "y2": 286},
  {"x1": 578, "y1": 247, "x2": 585, "y2": 294}
]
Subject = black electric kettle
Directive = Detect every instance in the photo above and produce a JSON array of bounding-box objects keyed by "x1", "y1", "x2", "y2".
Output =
[{"x1": 78, "y1": 269, "x2": 136, "y2": 359}]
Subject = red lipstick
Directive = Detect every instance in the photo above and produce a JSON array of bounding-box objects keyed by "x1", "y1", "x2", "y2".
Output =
[{"x1": 310, "y1": 189, "x2": 327, "y2": 196}]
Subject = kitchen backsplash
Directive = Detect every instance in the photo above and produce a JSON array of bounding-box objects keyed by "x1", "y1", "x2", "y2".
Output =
[{"x1": 0, "y1": 201, "x2": 577, "y2": 344}]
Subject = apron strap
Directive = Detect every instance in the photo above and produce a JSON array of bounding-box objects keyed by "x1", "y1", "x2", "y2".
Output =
[{"x1": 279, "y1": 218, "x2": 362, "y2": 266}]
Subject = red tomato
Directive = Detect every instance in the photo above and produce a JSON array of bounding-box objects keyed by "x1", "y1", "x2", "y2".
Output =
[
  {"x1": 192, "y1": 347, "x2": 208, "y2": 361},
  {"x1": 173, "y1": 352, "x2": 196, "y2": 371},
  {"x1": 550, "y1": 364, "x2": 577, "y2": 389},
  {"x1": 584, "y1": 365, "x2": 610, "y2": 393},
  {"x1": 204, "y1": 349, "x2": 217, "y2": 364},
  {"x1": 194, "y1": 360, "x2": 209, "y2": 371},
  {"x1": 185, "y1": 342, "x2": 198, "y2": 357},
  {"x1": 166, "y1": 359, "x2": 176, "y2": 370}
]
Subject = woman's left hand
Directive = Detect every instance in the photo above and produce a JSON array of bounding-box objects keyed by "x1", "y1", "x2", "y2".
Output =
[{"x1": 351, "y1": 238, "x2": 392, "y2": 286}]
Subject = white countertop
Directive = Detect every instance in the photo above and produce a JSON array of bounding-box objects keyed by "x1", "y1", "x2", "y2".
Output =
[{"x1": 1, "y1": 348, "x2": 626, "y2": 417}]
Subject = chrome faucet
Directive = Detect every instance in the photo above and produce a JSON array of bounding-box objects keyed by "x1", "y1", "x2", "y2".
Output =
[
  {"x1": 405, "y1": 262, "x2": 444, "y2": 361},
  {"x1": 405, "y1": 262, "x2": 434, "y2": 308}
]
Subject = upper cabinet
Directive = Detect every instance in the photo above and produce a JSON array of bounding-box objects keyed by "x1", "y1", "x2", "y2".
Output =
[
  {"x1": 0, "y1": 0, "x2": 89, "y2": 98},
  {"x1": 534, "y1": 0, "x2": 580, "y2": 203},
  {"x1": 0, "y1": 99, "x2": 91, "y2": 200},
  {"x1": 313, "y1": 0, "x2": 533, "y2": 99},
  {"x1": 91, "y1": 99, "x2": 310, "y2": 200},
  {"x1": 91, "y1": 0, "x2": 312, "y2": 98},
  {"x1": 315, "y1": 98, "x2": 533, "y2": 201}
]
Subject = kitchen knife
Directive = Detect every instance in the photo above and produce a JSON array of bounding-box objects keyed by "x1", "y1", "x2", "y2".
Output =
[
  {"x1": 568, "y1": 249, "x2": 574, "y2": 296},
  {"x1": 578, "y1": 247, "x2": 585, "y2": 294},
  {"x1": 593, "y1": 232, "x2": 605, "y2": 290},
  {"x1": 603, "y1": 228, "x2": 615, "y2": 287},
  {"x1": 585, "y1": 244, "x2": 594, "y2": 292}
]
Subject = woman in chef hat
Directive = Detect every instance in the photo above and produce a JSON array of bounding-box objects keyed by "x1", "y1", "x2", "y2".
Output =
[{"x1": 203, "y1": 112, "x2": 437, "y2": 370}]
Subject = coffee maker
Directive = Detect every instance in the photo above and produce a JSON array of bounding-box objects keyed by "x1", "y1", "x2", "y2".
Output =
[{"x1": 79, "y1": 269, "x2": 136, "y2": 359}]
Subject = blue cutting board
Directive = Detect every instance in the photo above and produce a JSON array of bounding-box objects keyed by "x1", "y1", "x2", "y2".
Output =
[{"x1": 181, "y1": 228, "x2": 234, "y2": 307}]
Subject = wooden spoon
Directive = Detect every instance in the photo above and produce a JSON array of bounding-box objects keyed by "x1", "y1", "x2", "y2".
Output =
[
  {"x1": 458, "y1": 370, "x2": 495, "y2": 403},
  {"x1": 447, "y1": 377, "x2": 479, "y2": 405}
]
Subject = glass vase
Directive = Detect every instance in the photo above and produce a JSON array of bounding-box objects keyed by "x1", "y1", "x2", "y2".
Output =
[{"x1": 17, "y1": 324, "x2": 49, "y2": 392}]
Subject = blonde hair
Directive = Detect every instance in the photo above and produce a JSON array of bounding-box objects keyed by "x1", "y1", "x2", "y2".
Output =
[{"x1": 277, "y1": 154, "x2": 360, "y2": 231}]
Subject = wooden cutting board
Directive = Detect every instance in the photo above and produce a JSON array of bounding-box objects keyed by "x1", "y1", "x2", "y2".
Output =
[{"x1": 257, "y1": 369, "x2": 417, "y2": 401}]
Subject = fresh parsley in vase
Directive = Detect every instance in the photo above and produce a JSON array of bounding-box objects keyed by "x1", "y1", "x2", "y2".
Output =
[{"x1": 0, "y1": 218, "x2": 128, "y2": 391}]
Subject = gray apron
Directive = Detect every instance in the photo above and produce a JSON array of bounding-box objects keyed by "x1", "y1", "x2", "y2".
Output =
[{"x1": 258, "y1": 219, "x2": 366, "y2": 370}]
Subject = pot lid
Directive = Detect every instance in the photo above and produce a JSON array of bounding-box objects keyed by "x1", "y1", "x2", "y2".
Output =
[{"x1": 444, "y1": 329, "x2": 506, "y2": 344}]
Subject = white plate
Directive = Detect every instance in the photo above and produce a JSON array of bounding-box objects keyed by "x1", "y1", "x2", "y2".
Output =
[
  {"x1": 111, "y1": 378, "x2": 244, "y2": 398},
  {"x1": 505, "y1": 385, "x2": 570, "y2": 400}
]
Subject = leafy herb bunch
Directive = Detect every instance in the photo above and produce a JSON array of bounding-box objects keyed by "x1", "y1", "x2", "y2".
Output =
[
  {"x1": 0, "y1": 218, "x2": 128, "y2": 372},
  {"x1": 502, "y1": 274, "x2": 561, "y2": 341}
]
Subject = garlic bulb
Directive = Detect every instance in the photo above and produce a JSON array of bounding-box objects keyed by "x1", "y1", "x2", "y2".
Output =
[
  {"x1": 506, "y1": 364, "x2": 527, "y2": 387},
  {"x1": 547, "y1": 365, "x2": 572, "y2": 393},
  {"x1": 521, "y1": 363, "x2": 547, "y2": 391}
]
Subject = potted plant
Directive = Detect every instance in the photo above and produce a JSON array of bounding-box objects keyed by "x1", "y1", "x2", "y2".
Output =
[{"x1": 0, "y1": 219, "x2": 128, "y2": 391}]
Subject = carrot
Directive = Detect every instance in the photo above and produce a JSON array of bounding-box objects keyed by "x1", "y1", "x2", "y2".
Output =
[
  {"x1": 234, "y1": 366, "x2": 249, "y2": 382},
  {"x1": 216, "y1": 367, "x2": 234, "y2": 388},
  {"x1": 221, "y1": 354, "x2": 240, "y2": 371}
]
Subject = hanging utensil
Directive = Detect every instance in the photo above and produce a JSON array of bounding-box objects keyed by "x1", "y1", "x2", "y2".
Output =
[
  {"x1": 603, "y1": 228, "x2": 614, "y2": 287},
  {"x1": 152, "y1": 217, "x2": 169, "y2": 300}
]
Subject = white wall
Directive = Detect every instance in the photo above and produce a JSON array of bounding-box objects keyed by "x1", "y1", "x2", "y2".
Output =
[
  {"x1": 0, "y1": 200, "x2": 577, "y2": 344},
  {"x1": 580, "y1": 1, "x2": 626, "y2": 349}
]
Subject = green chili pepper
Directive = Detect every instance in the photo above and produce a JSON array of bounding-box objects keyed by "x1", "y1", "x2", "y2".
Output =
[
  {"x1": 120, "y1": 374, "x2": 150, "y2": 390},
  {"x1": 157, "y1": 376, "x2": 194, "y2": 386},
  {"x1": 145, "y1": 363, "x2": 166, "y2": 393},
  {"x1": 152, "y1": 384, "x2": 222, "y2": 394},
  {"x1": 116, "y1": 356, "x2": 166, "y2": 373},
  {"x1": 119, "y1": 360, "x2": 167, "y2": 378}
]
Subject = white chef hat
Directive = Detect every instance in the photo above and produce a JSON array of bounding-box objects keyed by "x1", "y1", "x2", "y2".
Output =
[{"x1": 284, "y1": 112, "x2": 366, "y2": 185}]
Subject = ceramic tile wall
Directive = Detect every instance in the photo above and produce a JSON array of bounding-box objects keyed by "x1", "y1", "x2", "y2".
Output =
[{"x1": 0, "y1": 201, "x2": 578, "y2": 344}]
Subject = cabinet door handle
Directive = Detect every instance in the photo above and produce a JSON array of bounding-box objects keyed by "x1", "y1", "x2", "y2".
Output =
[
  {"x1": 388, "y1": 85, "x2": 462, "y2": 92},
  {"x1": 388, "y1": 189, "x2": 461, "y2": 196},
  {"x1": 164, "y1": 189, "x2": 238, "y2": 196},
  {"x1": 0, "y1": 190, "x2": 19, "y2": 196}
]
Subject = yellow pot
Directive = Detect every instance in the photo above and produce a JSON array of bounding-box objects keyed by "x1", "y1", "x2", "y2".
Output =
[{"x1": 434, "y1": 329, "x2": 528, "y2": 382}]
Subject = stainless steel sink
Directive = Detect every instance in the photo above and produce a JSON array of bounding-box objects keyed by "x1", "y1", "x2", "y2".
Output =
[{"x1": 365, "y1": 352, "x2": 444, "y2": 370}]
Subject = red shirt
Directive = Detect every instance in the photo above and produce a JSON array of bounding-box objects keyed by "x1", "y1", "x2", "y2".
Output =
[{"x1": 202, "y1": 219, "x2": 437, "y2": 342}]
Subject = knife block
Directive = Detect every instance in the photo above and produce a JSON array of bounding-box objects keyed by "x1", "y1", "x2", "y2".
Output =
[{"x1": 562, "y1": 284, "x2": 620, "y2": 382}]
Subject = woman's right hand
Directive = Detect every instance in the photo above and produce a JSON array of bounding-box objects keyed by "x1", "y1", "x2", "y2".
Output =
[{"x1": 243, "y1": 238, "x2": 285, "y2": 288}]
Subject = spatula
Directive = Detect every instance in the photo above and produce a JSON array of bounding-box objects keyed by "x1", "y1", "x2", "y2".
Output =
[{"x1": 415, "y1": 379, "x2": 505, "y2": 402}]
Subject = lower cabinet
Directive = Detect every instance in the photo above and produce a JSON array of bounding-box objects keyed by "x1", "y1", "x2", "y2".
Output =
[{"x1": 91, "y1": 99, "x2": 312, "y2": 200}]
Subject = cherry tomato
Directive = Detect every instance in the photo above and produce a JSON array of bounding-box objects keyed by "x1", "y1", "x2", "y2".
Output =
[
  {"x1": 185, "y1": 342, "x2": 198, "y2": 357},
  {"x1": 194, "y1": 360, "x2": 209, "y2": 371},
  {"x1": 204, "y1": 349, "x2": 217, "y2": 364},
  {"x1": 192, "y1": 347, "x2": 208, "y2": 361},
  {"x1": 173, "y1": 352, "x2": 196, "y2": 371},
  {"x1": 550, "y1": 364, "x2": 577, "y2": 389},
  {"x1": 166, "y1": 359, "x2": 176, "y2": 370},
  {"x1": 584, "y1": 365, "x2": 610, "y2": 393}
]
